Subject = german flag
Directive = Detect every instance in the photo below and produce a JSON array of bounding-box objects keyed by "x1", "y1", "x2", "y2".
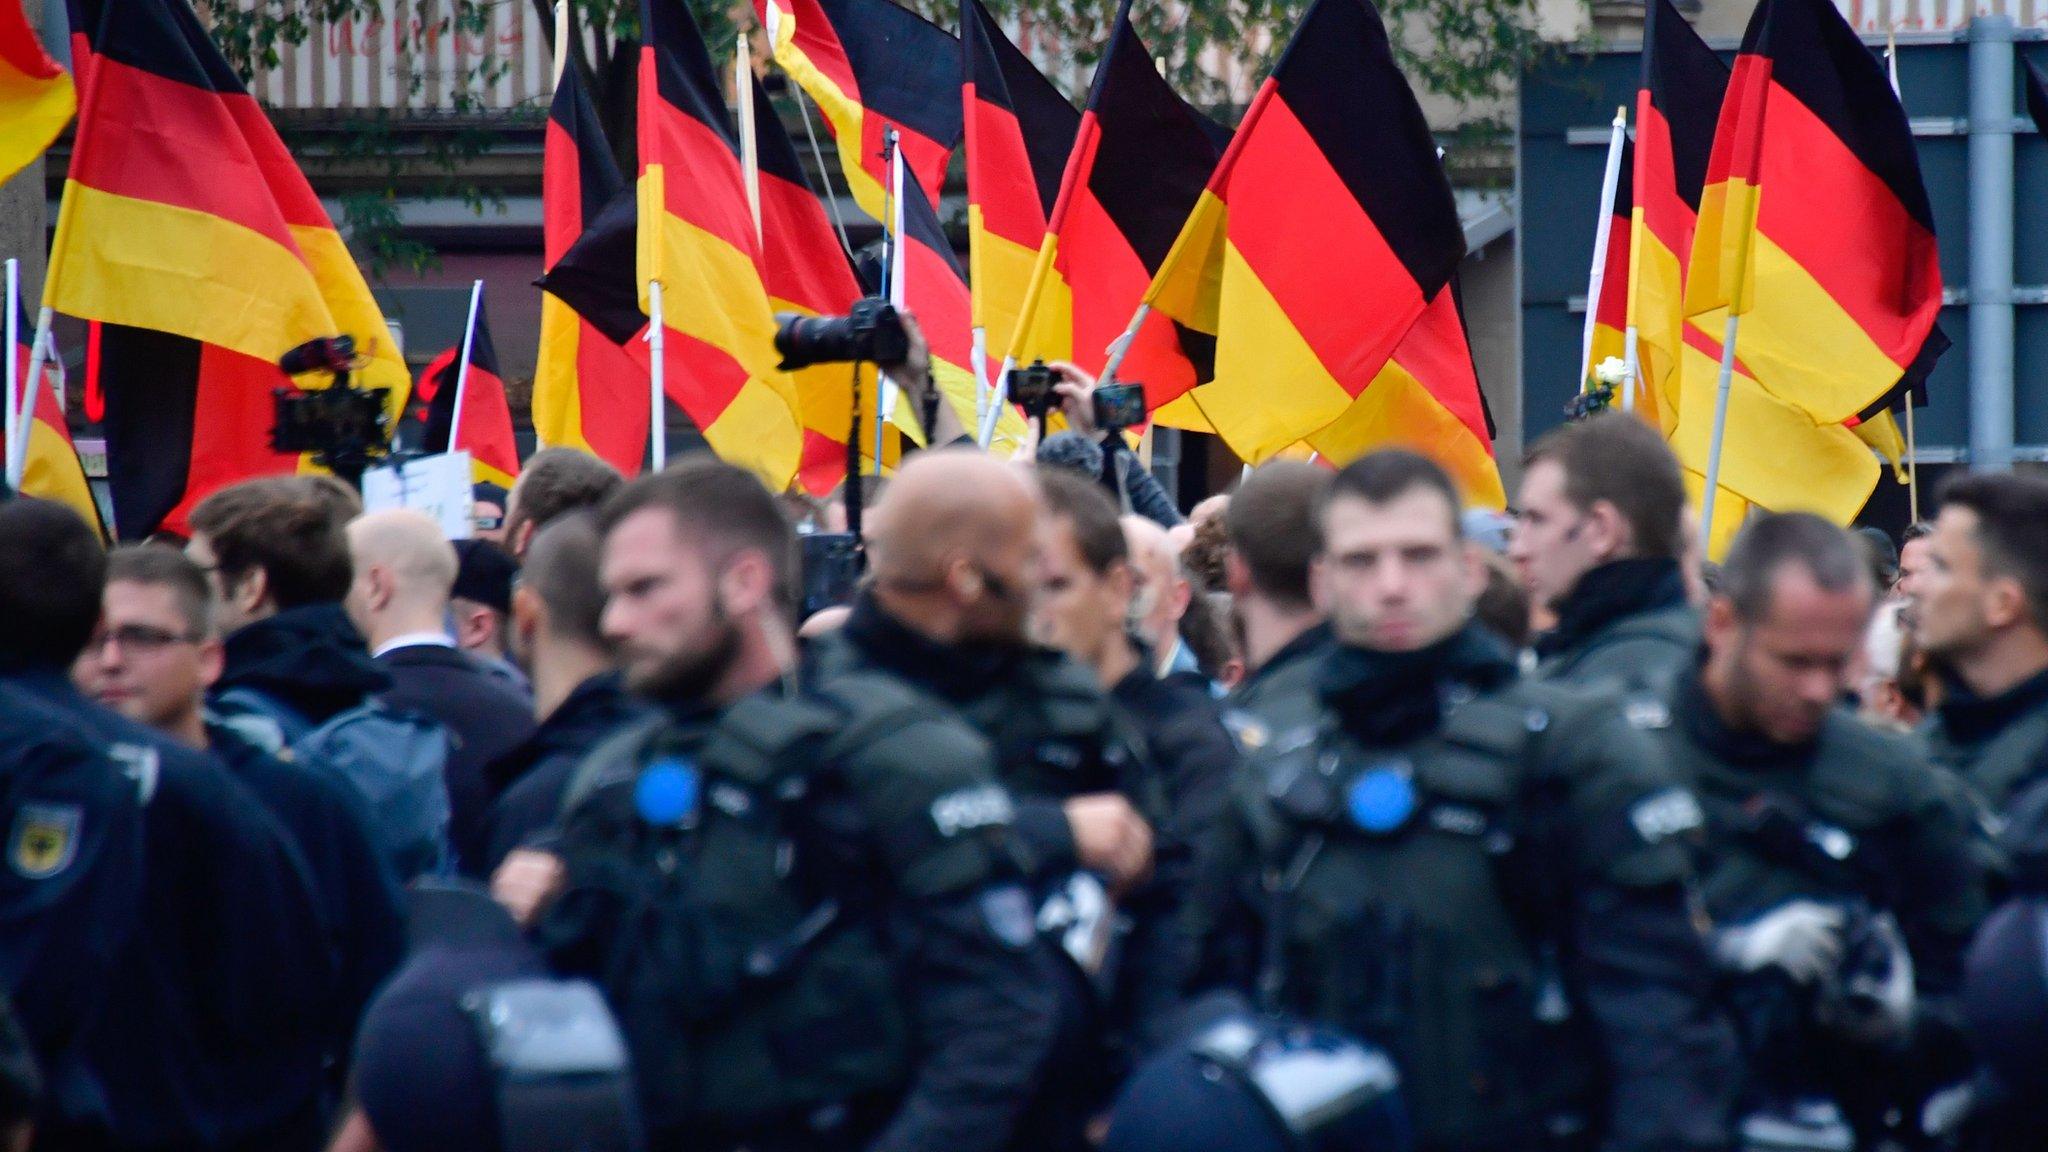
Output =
[
  {"x1": 1005, "y1": 0, "x2": 1227, "y2": 424},
  {"x1": 1142, "y1": 0, "x2": 1465, "y2": 464},
  {"x1": 961, "y1": 0, "x2": 1077, "y2": 368},
  {"x1": 0, "y1": 0, "x2": 73, "y2": 185},
  {"x1": 1586, "y1": 137, "x2": 1632, "y2": 400},
  {"x1": 756, "y1": 0, "x2": 961, "y2": 212},
  {"x1": 1304, "y1": 284, "x2": 1504, "y2": 508},
  {"x1": 48, "y1": 0, "x2": 407, "y2": 417},
  {"x1": 751, "y1": 76, "x2": 897, "y2": 494},
  {"x1": 418, "y1": 299, "x2": 520, "y2": 490},
  {"x1": 54, "y1": 0, "x2": 405, "y2": 539},
  {"x1": 758, "y1": 0, "x2": 1020, "y2": 448},
  {"x1": 1683, "y1": 0, "x2": 1943, "y2": 426},
  {"x1": 534, "y1": 53, "x2": 651, "y2": 477},
  {"x1": 1626, "y1": 0, "x2": 1725, "y2": 434},
  {"x1": 637, "y1": 0, "x2": 801, "y2": 487},
  {"x1": 10, "y1": 301, "x2": 99, "y2": 533}
]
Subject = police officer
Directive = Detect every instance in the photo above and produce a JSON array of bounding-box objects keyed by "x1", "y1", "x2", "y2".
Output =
[
  {"x1": 0, "y1": 497, "x2": 339, "y2": 1152},
  {"x1": 1659, "y1": 512, "x2": 1987, "y2": 1148},
  {"x1": 1195, "y1": 450, "x2": 1738, "y2": 1152},
  {"x1": 1223, "y1": 462, "x2": 1336, "y2": 737},
  {"x1": 1908, "y1": 471, "x2": 2048, "y2": 820},
  {"x1": 524, "y1": 459, "x2": 1056, "y2": 1152},
  {"x1": 810, "y1": 450, "x2": 1182, "y2": 1148},
  {"x1": 1508, "y1": 412, "x2": 1697, "y2": 691}
]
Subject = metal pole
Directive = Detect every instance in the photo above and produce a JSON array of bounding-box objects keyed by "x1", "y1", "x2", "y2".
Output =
[
  {"x1": 648, "y1": 281, "x2": 667, "y2": 470},
  {"x1": 1580, "y1": 106, "x2": 1628, "y2": 393},
  {"x1": 1699, "y1": 312, "x2": 1742, "y2": 544},
  {"x1": 1969, "y1": 13, "x2": 2016, "y2": 471},
  {"x1": 876, "y1": 130, "x2": 902, "y2": 469},
  {"x1": 9, "y1": 308, "x2": 50, "y2": 491},
  {"x1": 4, "y1": 259, "x2": 16, "y2": 488},
  {"x1": 1622, "y1": 325, "x2": 1640, "y2": 413},
  {"x1": 737, "y1": 35, "x2": 761, "y2": 246}
]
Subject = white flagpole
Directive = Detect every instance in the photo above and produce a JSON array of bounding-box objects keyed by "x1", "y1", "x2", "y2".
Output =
[
  {"x1": 4, "y1": 260, "x2": 17, "y2": 489},
  {"x1": 876, "y1": 129, "x2": 904, "y2": 468},
  {"x1": 1580, "y1": 105, "x2": 1628, "y2": 395},
  {"x1": 1100, "y1": 303, "x2": 1149, "y2": 385},
  {"x1": 1700, "y1": 312, "x2": 1741, "y2": 539},
  {"x1": 552, "y1": 1, "x2": 570, "y2": 86},
  {"x1": 972, "y1": 326, "x2": 989, "y2": 429},
  {"x1": 1622, "y1": 326, "x2": 1641, "y2": 413},
  {"x1": 10, "y1": 308, "x2": 52, "y2": 492},
  {"x1": 648, "y1": 281, "x2": 667, "y2": 470},
  {"x1": 976, "y1": 354, "x2": 1014, "y2": 449},
  {"x1": 447, "y1": 279, "x2": 485, "y2": 458},
  {"x1": 737, "y1": 34, "x2": 762, "y2": 245}
]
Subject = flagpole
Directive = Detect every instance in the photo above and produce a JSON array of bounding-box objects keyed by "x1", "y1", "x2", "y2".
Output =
[
  {"x1": 1622, "y1": 325, "x2": 1641, "y2": 413},
  {"x1": 1100, "y1": 303, "x2": 1149, "y2": 385},
  {"x1": 1580, "y1": 105, "x2": 1628, "y2": 395},
  {"x1": 1887, "y1": 28, "x2": 1919, "y2": 520},
  {"x1": 4, "y1": 260, "x2": 17, "y2": 490},
  {"x1": 648, "y1": 280, "x2": 667, "y2": 470},
  {"x1": 971, "y1": 326, "x2": 990, "y2": 428},
  {"x1": 793, "y1": 92, "x2": 856, "y2": 263},
  {"x1": 1700, "y1": 312, "x2": 1741, "y2": 539},
  {"x1": 447, "y1": 280, "x2": 485, "y2": 458},
  {"x1": 737, "y1": 34, "x2": 762, "y2": 245},
  {"x1": 552, "y1": 1, "x2": 570, "y2": 86},
  {"x1": 10, "y1": 309, "x2": 51, "y2": 492},
  {"x1": 876, "y1": 129, "x2": 904, "y2": 472},
  {"x1": 977, "y1": 354, "x2": 1014, "y2": 449}
]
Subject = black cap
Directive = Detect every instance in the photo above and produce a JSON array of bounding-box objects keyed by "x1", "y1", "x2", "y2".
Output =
[
  {"x1": 452, "y1": 538, "x2": 518, "y2": 615},
  {"x1": 473, "y1": 482, "x2": 510, "y2": 509}
]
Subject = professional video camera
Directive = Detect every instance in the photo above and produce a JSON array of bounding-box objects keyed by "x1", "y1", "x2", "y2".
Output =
[
  {"x1": 773, "y1": 297, "x2": 910, "y2": 370},
  {"x1": 272, "y1": 336, "x2": 392, "y2": 488}
]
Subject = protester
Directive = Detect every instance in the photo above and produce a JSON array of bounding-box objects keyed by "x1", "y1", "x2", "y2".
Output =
[
  {"x1": 0, "y1": 498, "x2": 340, "y2": 1152},
  {"x1": 470, "y1": 481, "x2": 511, "y2": 546},
  {"x1": 1191, "y1": 449, "x2": 1739, "y2": 1152},
  {"x1": 1474, "y1": 548, "x2": 1532, "y2": 650},
  {"x1": 1897, "y1": 520, "x2": 1935, "y2": 601},
  {"x1": 1121, "y1": 515, "x2": 1201, "y2": 679},
  {"x1": 74, "y1": 545, "x2": 405, "y2": 1082},
  {"x1": 1509, "y1": 412, "x2": 1696, "y2": 691},
  {"x1": 478, "y1": 512, "x2": 655, "y2": 872},
  {"x1": 1033, "y1": 471, "x2": 1239, "y2": 942},
  {"x1": 1859, "y1": 599, "x2": 1928, "y2": 731},
  {"x1": 1045, "y1": 364, "x2": 1185, "y2": 529},
  {"x1": 1178, "y1": 511, "x2": 1230, "y2": 594},
  {"x1": 501, "y1": 447, "x2": 625, "y2": 559},
  {"x1": 1910, "y1": 472, "x2": 2048, "y2": 825},
  {"x1": 522, "y1": 458, "x2": 1057, "y2": 1152},
  {"x1": 347, "y1": 510, "x2": 537, "y2": 874},
  {"x1": 1663, "y1": 512, "x2": 1987, "y2": 1148},
  {"x1": 1221, "y1": 461, "x2": 1333, "y2": 735},
  {"x1": 450, "y1": 538, "x2": 529, "y2": 696}
]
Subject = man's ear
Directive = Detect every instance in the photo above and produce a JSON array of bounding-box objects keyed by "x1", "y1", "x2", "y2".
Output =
[
  {"x1": 1984, "y1": 573, "x2": 2031, "y2": 631},
  {"x1": 1224, "y1": 550, "x2": 1251, "y2": 599},
  {"x1": 1585, "y1": 499, "x2": 1632, "y2": 561},
  {"x1": 229, "y1": 567, "x2": 269, "y2": 617},
  {"x1": 720, "y1": 549, "x2": 777, "y2": 618},
  {"x1": 197, "y1": 638, "x2": 226, "y2": 691},
  {"x1": 510, "y1": 518, "x2": 536, "y2": 560}
]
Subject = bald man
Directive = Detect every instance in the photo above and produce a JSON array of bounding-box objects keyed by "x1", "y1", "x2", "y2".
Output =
[
  {"x1": 1123, "y1": 516, "x2": 1200, "y2": 678},
  {"x1": 346, "y1": 510, "x2": 535, "y2": 874},
  {"x1": 810, "y1": 451, "x2": 1185, "y2": 1150}
]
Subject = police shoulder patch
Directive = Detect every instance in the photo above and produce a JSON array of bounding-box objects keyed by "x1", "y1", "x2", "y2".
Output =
[
  {"x1": 930, "y1": 783, "x2": 1014, "y2": 838},
  {"x1": 10, "y1": 802, "x2": 82, "y2": 880},
  {"x1": 1629, "y1": 787, "x2": 1705, "y2": 844}
]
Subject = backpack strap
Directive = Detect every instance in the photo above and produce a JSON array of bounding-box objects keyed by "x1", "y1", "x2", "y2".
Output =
[{"x1": 211, "y1": 686, "x2": 314, "y2": 751}]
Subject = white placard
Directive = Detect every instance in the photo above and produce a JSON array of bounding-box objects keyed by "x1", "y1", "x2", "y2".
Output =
[{"x1": 362, "y1": 452, "x2": 475, "y2": 540}]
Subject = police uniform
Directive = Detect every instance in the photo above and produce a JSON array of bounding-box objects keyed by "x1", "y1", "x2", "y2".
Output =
[
  {"x1": 1228, "y1": 622, "x2": 1336, "y2": 744},
  {"x1": 0, "y1": 683, "x2": 145, "y2": 1133},
  {"x1": 1534, "y1": 558, "x2": 1697, "y2": 694},
  {"x1": 817, "y1": 593, "x2": 1187, "y2": 1149},
  {"x1": 1661, "y1": 667, "x2": 1989, "y2": 1141},
  {"x1": 537, "y1": 660, "x2": 1056, "y2": 1152},
  {"x1": 1198, "y1": 625, "x2": 1738, "y2": 1152},
  {"x1": 6, "y1": 670, "x2": 339, "y2": 1152}
]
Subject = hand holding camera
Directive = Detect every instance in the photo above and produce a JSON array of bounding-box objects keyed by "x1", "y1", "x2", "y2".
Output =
[{"x1": 1008, "y1": 361, "x2": 1148, "y2": 434}]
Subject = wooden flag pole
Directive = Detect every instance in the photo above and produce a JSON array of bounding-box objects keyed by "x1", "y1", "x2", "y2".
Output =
[
  {"x1": 648, "y1": 281, "x2": 667, "y2": 470},
  {"x1": 10, "y1": 308, "x2": 52, "y2": 492},
  {"x1": 1580, "y1": 105, "x2": 1628, "y2": 396},
  {"x1": 737, "y1": 34, "x2": 762, "y2": 245},
  {"x1": 447, "y1": 279, "x2": 485, "y2": 457},
  {"x1": 4, "y1": 260, "x2": 17, "y2": 489}
]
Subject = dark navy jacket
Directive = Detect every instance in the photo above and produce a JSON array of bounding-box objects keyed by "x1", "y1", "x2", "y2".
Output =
[
  {"x1": 376, "y1": 642, "x2": 537, "y2": 875},
  {"x1": 478, "y1": 672, "x2": 654, "y2": 874}
]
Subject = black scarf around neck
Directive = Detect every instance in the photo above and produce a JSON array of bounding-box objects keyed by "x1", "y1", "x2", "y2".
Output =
[
  {"x1": 1536, "y1": 557, "x2": 1688, "y2": 660},
  {"x1": 1317, "y1": 624, "x2": 1518, "y2": 745}
]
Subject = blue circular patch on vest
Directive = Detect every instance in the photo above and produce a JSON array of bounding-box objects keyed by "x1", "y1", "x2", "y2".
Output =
[
  {"x1": 636, "y1": 757, "x2": 701, "y2": 827},
  {"x1": 1347, "y1": 766, "x2": 1417, "y2": 835}
]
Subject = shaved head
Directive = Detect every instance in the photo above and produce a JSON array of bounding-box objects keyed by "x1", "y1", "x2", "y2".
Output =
[
  {"x1": 349, "y1": 511, "x2": 459, "y2": 596},
  {"x1": 868, "y1": 450, "x2": 1040, "y2": 643},
  {"x1": 1123, "y1": 514, "x2": 1189, "y2": 655}
]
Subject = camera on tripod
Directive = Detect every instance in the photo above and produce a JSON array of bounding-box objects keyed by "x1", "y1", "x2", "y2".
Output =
[
  {"x1": 272, "y1": 335, "x2": 393, "y2": 487},
  {"x1": 773, "y1": 297, "x2": 910, "y2": 370}
]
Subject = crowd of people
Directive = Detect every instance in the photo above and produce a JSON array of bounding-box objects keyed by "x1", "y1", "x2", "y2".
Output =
[{"x1": 3, "y1": 368, "x2": 2048, "y2": 1152}]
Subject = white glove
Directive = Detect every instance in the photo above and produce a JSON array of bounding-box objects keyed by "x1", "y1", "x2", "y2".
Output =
[{"x1": 1712, "y1": 901, "x2": 1845, "y2": 984}]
